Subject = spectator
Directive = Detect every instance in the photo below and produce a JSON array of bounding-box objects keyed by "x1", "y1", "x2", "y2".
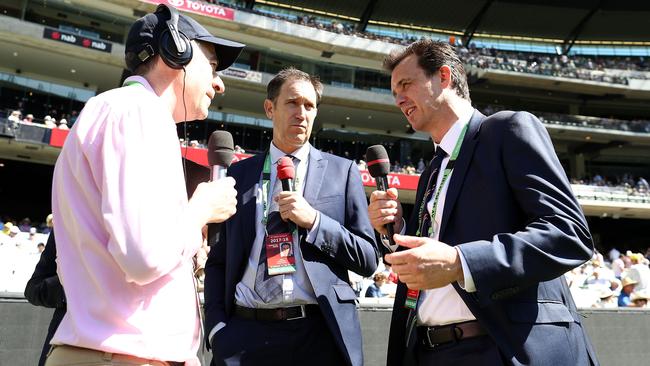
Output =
[
  {"x1": 612, "y1": 253, "x2": 626, "y2": 279},
  {"x1": 365, "y1": 272, "x2": 387, "y2": 298},
  {"x1": 18, "y1": 218, "x2": 32, "y2": 232},
  {"x1": 618, "y1": 277, "x2": 638, "y2": 307},
  {"x1": 23, "y1": 114, "x2": 34, "y2": 124},
  {"x1": 8, "y1": 110, "x2": 21, "y2": 124},
  {"x1": 44, "y1": 116, "x2": 56, "y2": 128},
  {"x1": 416, "y1": 158, "x2": 425, "y2": 173},
  {"x1": 595, "y1": 288, "x2": 618, "y2": 309},
  {"x1": 57, "y1": 118, "x2": 69, "y2": 130},
  {"x1": 627, "y1": 253, "x2": 650, "y2": 291},
  {"x1": 357, "y1": 159, "x2": 367, "y2": 170},
  {"x1": 631, "y1": 291, "x2": 650, "y2": 308},
  {"x1": 37, "y1": 242, "x2": 45, "y2": 253},
  {"x1": 42, "y1": 214, "x2": 53, "y2": 235},
  {"x1": 1, "y1": 222, "x2": 15, "y2": 237}
]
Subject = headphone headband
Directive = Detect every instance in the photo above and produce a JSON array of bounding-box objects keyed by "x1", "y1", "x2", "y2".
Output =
[
  {"x1": 155, "y1": 4, "x2": 192, "y2": 69},
  {"x1": 158, "y1": 4, "x2": 187, "y2": 54}
]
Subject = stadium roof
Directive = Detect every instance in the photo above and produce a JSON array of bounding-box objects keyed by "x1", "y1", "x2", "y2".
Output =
[{"x1": 256, "y1": 0, "x2": 650, "y2": 46}]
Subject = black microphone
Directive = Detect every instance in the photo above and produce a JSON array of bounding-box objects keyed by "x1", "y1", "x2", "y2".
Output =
[
  {"x1": 207, "y1": 131, "x2": 234, "y2": 246},
  {"x1": 366, "y1": 145, "x2": 396, "y2": 247}
]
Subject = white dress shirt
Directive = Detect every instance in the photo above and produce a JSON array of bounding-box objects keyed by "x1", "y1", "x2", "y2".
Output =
[
  {"x1": 417, "y1": 106, "x2": 478, "y2": 326},
  {"x1": 234, "y1": 142, "x2": 320, "y2": 308}
]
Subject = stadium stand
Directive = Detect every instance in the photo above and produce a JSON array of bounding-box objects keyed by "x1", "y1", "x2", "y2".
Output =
[{"x1": 1, "y1": 1, "x2": 650, "y2": 364}]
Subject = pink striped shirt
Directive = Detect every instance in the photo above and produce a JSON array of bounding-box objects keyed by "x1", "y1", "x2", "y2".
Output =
[{"x1": 51, "y1": 76, "x2": 202, "y2": 365}]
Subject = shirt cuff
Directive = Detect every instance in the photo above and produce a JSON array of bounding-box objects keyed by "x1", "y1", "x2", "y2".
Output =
[
  {"x1": 456, "y1": 247, "x2": 476, "y2": 293},
  {"x1": 379, "y1": 218, "x2": 406, "y2": 253},
  {"x1": 208, "y1": 322, "x2": 227, "y2": 348},
  {"x1": 306, "y1": 212, "x2": 320, "y2": 243}
]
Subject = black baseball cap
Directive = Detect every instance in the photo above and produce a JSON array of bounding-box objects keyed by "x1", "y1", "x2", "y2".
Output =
[{"x1": 125, "y1": 6, "x2": 245, "y2": 72}]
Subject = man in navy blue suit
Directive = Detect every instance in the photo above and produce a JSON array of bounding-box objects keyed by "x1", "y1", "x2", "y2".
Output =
[
  {"x1": 204, "y1": 67, "x2": 378, "y2": 366},
  {"x1": 368, "y1": 39, "x2": 599, "y2": 365}
]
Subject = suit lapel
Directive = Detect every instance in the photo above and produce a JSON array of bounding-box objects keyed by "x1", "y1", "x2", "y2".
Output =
[
  {"x1": 439, "y1": 110, "x2": 484, "y2": 240},
  {"x1": 238, "y1": 152, "x2": 266, "y2": 257},
  {"x1": 303, "y1": 146, "x2": 327, "y2": 207}
]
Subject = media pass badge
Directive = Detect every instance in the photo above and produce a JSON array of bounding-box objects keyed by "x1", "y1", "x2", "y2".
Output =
[{"x1": 265, "y1": 232, "x2": 296, "y2": 275}]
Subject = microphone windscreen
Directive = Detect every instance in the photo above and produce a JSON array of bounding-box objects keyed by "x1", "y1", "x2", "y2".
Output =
[
  {"x1": 207, "y1": 130, "x2": 234, "y2": 167},
  {"x1": 277, "y1": 156, "x2": 295, "y2": 180},
  {"x1": 366, "y1": 145, "x2": 391, "y2": 177}
]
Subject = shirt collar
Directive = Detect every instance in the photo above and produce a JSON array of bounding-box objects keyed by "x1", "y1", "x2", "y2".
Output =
[
  {"x1": 436, "y1": 107, "x2": 474, "y2": 156},
  {"x1": 122, "y1": 75, "x2": 156, "y2": 94},
  {"x1": 270, "y1": 142, "x2": 311, "y2": 164}
]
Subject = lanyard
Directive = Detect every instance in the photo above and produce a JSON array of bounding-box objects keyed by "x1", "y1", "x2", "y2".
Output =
[
  {"x1": 415, "y1": 123, "x2": 469, "y2": 238},
  {"x1": 123, "y1": 80, "x2": 144, "y2": 87},
  {"x1": 260, "y1": 154, "x2": 297, "y2": 230}
]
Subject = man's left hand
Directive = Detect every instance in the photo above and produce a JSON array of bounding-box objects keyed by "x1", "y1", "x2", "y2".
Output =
[
  {"x1": 276, "y1": 192, "x2": 318, "y2": 229},
  {"x1": 385, "y1": 234, "x2": 463, "y2": 290}
]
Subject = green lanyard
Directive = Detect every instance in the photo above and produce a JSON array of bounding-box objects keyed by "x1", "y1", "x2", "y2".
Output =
[
  {"x1": 261, "y1": 154, "x2": 273, "y2": 226},
  {"x1": 415, "y1": 123, "x2": 469, "y2": 238},
  {"x1": 123, "y1": 80, "x2": 144, "y2": 87},
  {"x1": 260, "y1": 154, "x2": 297, "y2": 231}
]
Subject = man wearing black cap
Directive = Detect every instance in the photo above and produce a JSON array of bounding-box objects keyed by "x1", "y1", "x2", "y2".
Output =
[{"x1": 47, "y1": 5, "x2": 245, "y2": 366}]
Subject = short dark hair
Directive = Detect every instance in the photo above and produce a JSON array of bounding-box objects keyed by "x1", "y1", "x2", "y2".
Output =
[
  {"x1": 383, "y1": 39, "x2": 470, "y2": 101},
  {"x1": 266, "y1": 67, "x2": 323, "y2": 105},
  {"x1": 125, "y1": 52, "x2": 158, "y2": 76}
]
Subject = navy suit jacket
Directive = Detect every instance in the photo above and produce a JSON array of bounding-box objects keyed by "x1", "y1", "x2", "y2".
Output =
[
  {"x1": 386, "y1": 110, "x2": 599, "y2": 366},
  {"x1": 204, "y1": 146, "x2": 378, "y2": 366}
]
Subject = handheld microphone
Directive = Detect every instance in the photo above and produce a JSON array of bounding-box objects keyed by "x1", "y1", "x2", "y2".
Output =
[
  {"x1": 276, "y1": 156, "x2": 296, "y2": 230},
  {"x1": 206, "y1": 130, "x2": 234, "y2": 246},
  {"x1": 366, "y1": 145, "x2": 396, "y2": 246},
  {"x1": 277, "y1": 156, "x2": 295, "y2": 192},
  {"x1": 208, "y1": 130, "x2": 234, "y2": 180}
]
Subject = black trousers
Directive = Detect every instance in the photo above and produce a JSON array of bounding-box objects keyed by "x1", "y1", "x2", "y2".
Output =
[
  {"x1": 210, "y1": 311, "x2": 347, "y2": 366},
  {"x1": 416, "y1": 334, "x2": 506, "y2": 365}
]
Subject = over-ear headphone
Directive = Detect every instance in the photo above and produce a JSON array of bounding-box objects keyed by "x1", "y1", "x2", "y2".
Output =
[{"x1": 156, "y1": 4, "x2": 193, "y2": 69}]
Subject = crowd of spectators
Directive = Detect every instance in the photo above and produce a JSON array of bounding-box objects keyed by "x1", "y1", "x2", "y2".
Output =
[
  {"x1": 3, "y1": 109, "x2": 74, "y2": 133},
  {"x1": 214, "y1": 0, "x2": 649, "y2": 86},
  {"x1": 462, "y1": 46, "x2": 647, "y2": 85},
  {"x1": 571, "y1": 174, "x2": 650, "y2": 197},
  {"x1": 566, "y1": 248, "x2": 650, "y2": 309},
  {"x1": 480, "y1": 104, "x2": 650, "y2": 134},
  {"x1": 0, "y1": 216, "x2": 52, "y2": 293}
]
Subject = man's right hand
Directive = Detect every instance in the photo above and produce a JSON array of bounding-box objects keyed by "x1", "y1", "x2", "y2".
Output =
[
  {"x1": 189, "y1": 177, "x2": 237, "y2": 226},
  {"x1": 368, "y1": 187, "x2": 403, "y2": 235}
]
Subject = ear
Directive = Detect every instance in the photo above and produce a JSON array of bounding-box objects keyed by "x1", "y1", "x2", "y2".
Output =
[
  {"x1": 263, "y1": 99, "x2": 274, "y2": 119},
  {"x1": 438, "y1": 65, "x2": 452, "y2": 89}
]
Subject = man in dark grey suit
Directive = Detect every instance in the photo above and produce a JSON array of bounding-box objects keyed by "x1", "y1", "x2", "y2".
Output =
[
  {"x1": 368, "y1": 39, "x2": 599, "y2": 365},
  {"x1": 204, "y1": 67, "x2": 378, "y2": 366}
]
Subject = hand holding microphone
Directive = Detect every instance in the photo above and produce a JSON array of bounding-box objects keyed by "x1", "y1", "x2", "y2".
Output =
[
  {"x1": 275, "y1": 156, "x2": 318, "y2": 229},
  {"x1": 366, "y1": 145, "x2": 403, "y2": 250},
  {"x1": 189, "y1": 131, "x2": 237, "y2": 245}
]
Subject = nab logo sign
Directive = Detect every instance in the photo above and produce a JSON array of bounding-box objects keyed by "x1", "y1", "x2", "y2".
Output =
[
  {"x1": 60, "y1": 33, "x2": 76, "y2": 43},
  {"x1": 168, "y1": 0, "x2": 185, "y2": 6},
  {"x1": 43, "y1": 28, "x2": 112, "y2": 53}
]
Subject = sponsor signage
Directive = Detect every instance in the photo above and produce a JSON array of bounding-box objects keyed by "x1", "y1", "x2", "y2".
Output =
[
  {"x1": 43, "y1": 28, "x2": 112, "y2": 53},
  {"x1": 141, "y1": 0, "x2": 235, "y2": 21},
  {"x1": 359, "y1": 170, "x2": 419, "y2": 190}
]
